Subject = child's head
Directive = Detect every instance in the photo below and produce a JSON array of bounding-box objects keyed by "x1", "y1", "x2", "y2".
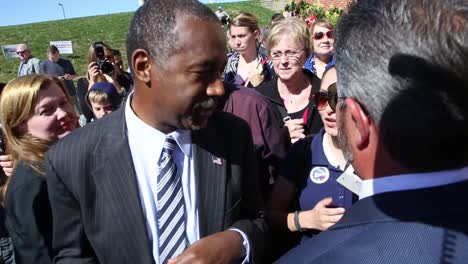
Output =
[{"x1": 87, "y1": 82, "x2": 121, "y2": 119}]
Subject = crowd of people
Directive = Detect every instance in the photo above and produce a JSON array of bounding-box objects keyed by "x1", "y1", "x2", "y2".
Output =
[{"x1": 0, "y1": 0, "x2": 466, "y2": 263}]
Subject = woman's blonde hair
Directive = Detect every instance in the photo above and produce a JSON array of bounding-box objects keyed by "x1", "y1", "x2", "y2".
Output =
[
  {"x1": 266, "y1": 17, "x2": 311, "y2": 58},
  {"x1": 230, "y1": 12, "x2": 260, "y2": 33},
  {"x1": 0, "y1": 75, "x2": 72, "y2": 204}
]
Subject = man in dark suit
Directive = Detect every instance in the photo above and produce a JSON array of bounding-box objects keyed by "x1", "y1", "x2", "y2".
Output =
[
  {"x1": 276, "y1": 0, "x2": 468, "y2": 263},
  {"x1": 45, "y1": 0, "x2": 266, "y2": 263}
]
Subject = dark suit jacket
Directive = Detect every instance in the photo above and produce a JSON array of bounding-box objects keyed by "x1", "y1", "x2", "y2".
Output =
[
  {"x1": 45, "y1": 107, "x2": 266, "y2": 263},
  {"x1": 276, "y1": 180, "x2": 468, "y2": 264},
  {"x1": 6, "y1": 161, "x2": 52, "y2": 264}
]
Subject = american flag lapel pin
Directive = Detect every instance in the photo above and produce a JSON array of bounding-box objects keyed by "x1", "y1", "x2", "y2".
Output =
[{"x1": 212, "y1": 156, "x2": 222, "y2": 165}]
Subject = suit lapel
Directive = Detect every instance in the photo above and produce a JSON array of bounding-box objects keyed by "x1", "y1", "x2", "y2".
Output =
[
  {"x1": 92, "y1": 108, "x2": 153, "y2": 261},
  {"x1": 192, "y1": 129, "x2": 227, "y2": 238}
]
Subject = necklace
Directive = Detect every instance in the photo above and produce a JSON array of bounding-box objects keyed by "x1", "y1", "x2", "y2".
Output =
[{"x1": 281, "y1": 85, "x2": 311, "y2": 105}]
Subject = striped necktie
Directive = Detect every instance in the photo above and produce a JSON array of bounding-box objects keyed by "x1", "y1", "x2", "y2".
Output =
[{"x1": 156, "y1": 136, "x2": 187, "y2": 263}]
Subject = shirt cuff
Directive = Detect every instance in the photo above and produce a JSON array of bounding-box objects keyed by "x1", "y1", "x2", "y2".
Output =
[{"x1": 229, "y1": 228, "x2": 250, "y2": 264}]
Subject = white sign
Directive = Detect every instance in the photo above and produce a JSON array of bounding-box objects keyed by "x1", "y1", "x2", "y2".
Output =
[
  {"x1": 1, "y1": 44, "x2": 20, "y2": 59},
  {"x1": 50, "y1": 40, "x2": 73, "y2": 54}
]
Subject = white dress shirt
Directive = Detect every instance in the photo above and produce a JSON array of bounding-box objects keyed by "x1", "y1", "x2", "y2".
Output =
[
  {"x1": 125, "y1": 95, "x2": 249, "y2": 263},
  {"x1": 125, "y1": 97, "x2": 199, "y2": 262},
  {"x1": 359, "y1": 166, "x2": 468, "y2": 200}
]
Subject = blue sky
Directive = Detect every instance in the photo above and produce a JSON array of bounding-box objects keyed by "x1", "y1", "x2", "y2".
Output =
[{"x1": 0, "y1": 0, "x2": 247, "y2": 27}]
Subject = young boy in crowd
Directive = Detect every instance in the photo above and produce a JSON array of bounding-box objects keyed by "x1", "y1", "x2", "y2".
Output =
[{"x1": 86, "y1": 82, "x2": 121, "y2": 121}]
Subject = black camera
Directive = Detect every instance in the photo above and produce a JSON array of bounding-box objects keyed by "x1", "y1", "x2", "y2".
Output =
[{"x1": 93, "y1": 42, "x2": 114, "y2": 75}]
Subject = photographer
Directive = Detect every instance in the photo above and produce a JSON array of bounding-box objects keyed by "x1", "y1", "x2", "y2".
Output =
[
  {"x1": 76, "y1": 42, "x2": 126, "y2": 124},
  {"x1": 86, "y1": 42, "x2": 125, "y2": 92}
]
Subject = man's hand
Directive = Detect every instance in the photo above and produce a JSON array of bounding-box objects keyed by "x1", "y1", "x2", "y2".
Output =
[
  {"x1": 63, "y1": 73, "x2": 76, "y2": 80},
  {"x1": 168, "y1": 230, "x2": 244, "y2": 264}
]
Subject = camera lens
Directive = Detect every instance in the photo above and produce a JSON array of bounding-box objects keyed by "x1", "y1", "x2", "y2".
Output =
[{"x1": 100, "y1": 61, "x2": 114, "y2": 75}]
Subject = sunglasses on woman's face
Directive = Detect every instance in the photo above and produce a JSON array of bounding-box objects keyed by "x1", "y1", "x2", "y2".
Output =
[
  {"x1": 313, "y1": 83, "x2": 338, "y2": 111},
  {"x1": 313, "y1": 31, "x2": 334, "y2": 40}
]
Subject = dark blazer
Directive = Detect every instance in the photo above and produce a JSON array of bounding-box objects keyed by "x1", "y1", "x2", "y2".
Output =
[
  {"x1": 45, "y1": 107, "x2": 266, "y2": 263},
  {"x1": 6, "y1": 161, "x2": 52, "y2": 264},
  {"x1": 276, "y1": 180, "x2": 468, "y2": 264}
]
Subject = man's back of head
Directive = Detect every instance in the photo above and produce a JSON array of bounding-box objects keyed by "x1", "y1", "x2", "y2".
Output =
[
  {"x1": 335, "y1": 0, "x2": 468, "y2": 173},
  {"x1": 274, "y1": 2, "x2": 468, "y2": 263}
]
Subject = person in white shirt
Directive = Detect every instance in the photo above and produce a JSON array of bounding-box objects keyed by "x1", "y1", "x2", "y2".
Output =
[{"x1": 276, "y1": 0, "x2": 468, "y2": 263}]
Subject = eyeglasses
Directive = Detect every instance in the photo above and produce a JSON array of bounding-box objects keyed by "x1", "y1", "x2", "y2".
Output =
[
  {"x1": 16, "y1": 50, "x2": 27, "y2": 55},
  {"x1": 313, "y1": 83, "x2": 339, "y2": 111},
  {"x1": 313, "y1": 31, "x2": 334, "y2": 40},
  {"x1": 271, "y1": 49, "x2": 304, "y2": 60}
]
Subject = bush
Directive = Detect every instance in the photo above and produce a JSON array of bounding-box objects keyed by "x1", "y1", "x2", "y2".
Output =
[
  {"x1": 305, "y1": 3, "x2": 325, "y2": 21},
  {"x1": 325, "y1": 7, "x2": 344, "y2": 26},
  {"x1": 284, "y1": 0, "x2": 343, "y2": 26}
]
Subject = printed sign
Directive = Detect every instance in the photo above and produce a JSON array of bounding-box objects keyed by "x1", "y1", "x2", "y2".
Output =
[
  {"x1": 50, "y1": 40, "x2": 73, "y2": 54},
  {"x1": 1, "y1": 44, "x2": 20, "y2": 59}
]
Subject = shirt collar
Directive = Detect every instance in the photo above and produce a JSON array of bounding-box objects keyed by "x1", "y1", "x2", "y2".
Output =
[
  {"x1": 359, "y1": 166, "x2": 468, "y2": 200},
  {"x1": 124, "y1": 92, "x2": 191, "y2": 157}
]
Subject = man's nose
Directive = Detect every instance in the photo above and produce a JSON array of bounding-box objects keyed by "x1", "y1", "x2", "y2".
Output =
[{"x1": 207, "y1": 76, "x2": 225, "y2": 97}]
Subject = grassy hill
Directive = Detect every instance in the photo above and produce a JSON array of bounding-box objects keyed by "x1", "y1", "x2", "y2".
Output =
[{"x1": 0, "y1": 1, "x2": 275, "y2": 83}]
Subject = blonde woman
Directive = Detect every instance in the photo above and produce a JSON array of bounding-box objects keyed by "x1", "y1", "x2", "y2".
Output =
[
  {"x1": 256, "y1": 17, "x2": 323, "y2": 143},
  {"x1": 223, "y1": 12, "x2": 275, "y2": 87},
  {"x1": 0, "y1": 75, "x2": 78, "y2": 263}
]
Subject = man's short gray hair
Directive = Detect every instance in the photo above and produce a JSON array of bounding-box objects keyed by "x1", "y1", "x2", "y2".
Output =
[{"x1": 335, "y1": 0, "x2": 468, "y2": 171}]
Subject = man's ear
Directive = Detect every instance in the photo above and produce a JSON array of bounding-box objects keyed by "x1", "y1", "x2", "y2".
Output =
[
  {"x1": 346, "y1": 98, "x2": 371, "y2": 150},
  {"x1": 253, "y1": 29, "x2": 260, "y2": 39},
  {"x1": 131, "y1": 49, "x2": 152, "y2": 84}
]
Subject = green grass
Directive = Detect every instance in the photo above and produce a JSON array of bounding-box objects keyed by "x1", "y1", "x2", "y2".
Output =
[{"x1": 0, "y1": 1, "x2": 275, "y2": 83}]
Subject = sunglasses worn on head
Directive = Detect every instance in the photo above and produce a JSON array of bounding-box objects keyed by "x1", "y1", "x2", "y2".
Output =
[
  {"x1": 313, "y1": 83, "x2": 338, "y2": 111},
  {"x1": 313, "y1": 31, "x2": 334, "y2": 40}
]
